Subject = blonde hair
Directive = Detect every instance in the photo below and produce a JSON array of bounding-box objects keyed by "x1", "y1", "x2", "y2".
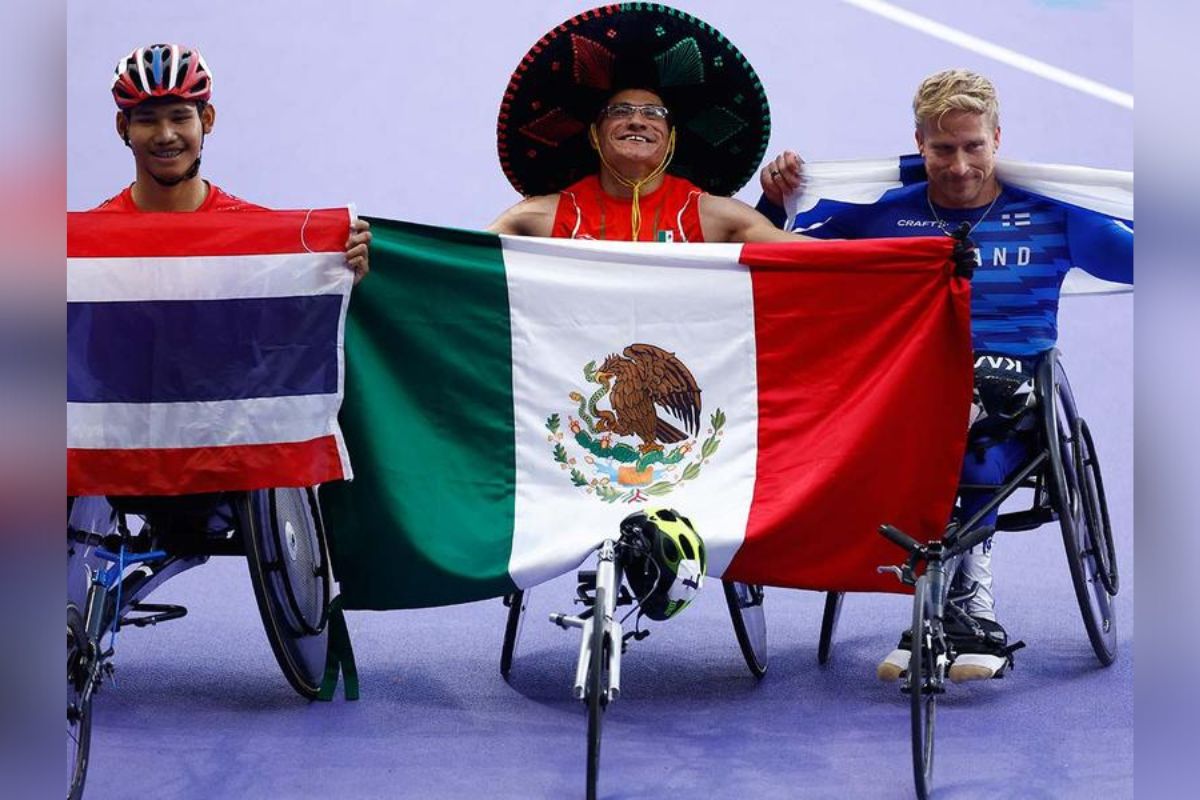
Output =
[{"x1": 912, "y1": 69, "x2": 999, "y2": 131}]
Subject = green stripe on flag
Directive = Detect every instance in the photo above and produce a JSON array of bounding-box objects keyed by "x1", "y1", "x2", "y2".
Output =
[{"x1": 322, "y1": 219, "x2": 519, "y2": 609}]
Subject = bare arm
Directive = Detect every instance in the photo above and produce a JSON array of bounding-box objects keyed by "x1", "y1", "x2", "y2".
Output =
[
  {"x1": 486, "y1": 194, "x2": 559, "y2": 236},
  {"x1": 698, "y1": 194, "x2": 815, "y2": 243}
]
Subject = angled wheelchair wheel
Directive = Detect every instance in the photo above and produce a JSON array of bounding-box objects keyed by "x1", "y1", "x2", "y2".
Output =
[
  {"x1": 1042, "y1": 355, "x2": 1118, "y2": 666},
  {"x1": 818, "y1": 591, "x2": 844, "y2": 665},
  {"x1": 500, "y1": 589, "x2": 529, "y2": 677},
  {"x1": 1077, "y1": 419, "x2": 1120, "y2": 596},
  {"x1": 586, "y1": 586, "x2": 609, "y2": 800},
  {"x1": 908, "y1": 576, "x2": 937, "y2": 800},
  {"x1": 240, "y1": 488, "x2": 332, "y2": 699},
  {"x1": 724, "y1": 581, "x2": 767, "y2": 677},
  {"x1": 67, "y1": 604, "x2": 91, "y2": 800}
]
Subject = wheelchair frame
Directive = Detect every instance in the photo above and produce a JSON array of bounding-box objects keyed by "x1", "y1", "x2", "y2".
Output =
[
  {"x1": 870, "y1": 349, "x2": 1120, "y2": 799},
  {"x1": 67, "y1": 487, "x2": 334, "y2": 800},
  {"x1": 497, "y1": 540, "x2": 768, "y2": 800},
  {"x1": 546, "y1": 539, "x2": 623, "y2": 800},
  {"x1": 501, "y1": 578, "x2": 766, "y2": 681}
]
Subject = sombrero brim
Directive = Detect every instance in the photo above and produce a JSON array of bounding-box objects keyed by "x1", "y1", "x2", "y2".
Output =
[{"x1": 497, "y1": 3, "x2": 770, "y2": 197}]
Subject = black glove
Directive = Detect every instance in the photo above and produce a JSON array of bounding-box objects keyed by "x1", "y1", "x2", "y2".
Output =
[{"x1": 951, "y1": 221, "x2": 977, "y2": 279}]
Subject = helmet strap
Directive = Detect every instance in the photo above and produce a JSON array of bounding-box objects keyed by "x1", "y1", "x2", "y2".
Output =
[
  {"x1": 146, "y1": 129, "x2": 204, "y2": 187},
  {"x1": 149, "y1": 155, "x2": 202, "y2": 187}
]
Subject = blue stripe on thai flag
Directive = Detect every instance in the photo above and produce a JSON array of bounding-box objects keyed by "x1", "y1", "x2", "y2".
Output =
[{"x1": 68, "y1": 295, "x2": 343, "y2": 403}]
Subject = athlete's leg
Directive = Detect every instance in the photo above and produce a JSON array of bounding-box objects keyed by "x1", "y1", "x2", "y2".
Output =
[
  {"x1": 944, "y1": 435, "x2": 1031, "y2": 680},
  {"x1": 878, "y1": 434, "x2": 1029, "y2": 682},
  {"x1": 952, "y1": 436, "x2": 1030, "y2": 620}
]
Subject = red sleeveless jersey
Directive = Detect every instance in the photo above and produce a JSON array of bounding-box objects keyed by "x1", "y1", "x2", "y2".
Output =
[
  {"x1": 91, "y1": 182, "x2": 265, "y2": 212},
  {"x1": 551, "y1": 174, "x2": 706, "y2": 242}
]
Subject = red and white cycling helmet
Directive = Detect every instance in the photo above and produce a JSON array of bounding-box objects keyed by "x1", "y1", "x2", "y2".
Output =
[{"x1": 111, "y1": 43, "x2": 212, "y2": 110}]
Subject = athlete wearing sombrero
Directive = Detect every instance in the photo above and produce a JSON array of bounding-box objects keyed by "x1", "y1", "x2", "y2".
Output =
[{"x1": 488, "y1": 4, "x2": 805, "y2": 243}]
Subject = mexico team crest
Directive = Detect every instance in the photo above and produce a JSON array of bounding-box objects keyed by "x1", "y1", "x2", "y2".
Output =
[{"x1": 545, "y1": 343, "x2": 726, "y2": 503}]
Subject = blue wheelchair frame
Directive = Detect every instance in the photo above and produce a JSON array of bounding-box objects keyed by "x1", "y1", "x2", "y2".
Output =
[{"x1": 67, "y1": 487, "x2": 333, "y2": 800}]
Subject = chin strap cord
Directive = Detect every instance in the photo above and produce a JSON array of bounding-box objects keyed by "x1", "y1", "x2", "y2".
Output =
[
  {"x1": 149, "y1": 156, "x2": 203, "y2": 187},
  {"x1": 589, "y1": 125, "x2": 676, "y2": 241}
]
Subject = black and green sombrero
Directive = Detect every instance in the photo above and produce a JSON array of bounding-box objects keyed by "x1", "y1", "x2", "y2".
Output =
[{"x1": 497, "y1": 3, "x2": 771, "y2": 198}]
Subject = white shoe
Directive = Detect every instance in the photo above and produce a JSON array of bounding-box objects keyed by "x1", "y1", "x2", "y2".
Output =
[
  {"x1": 876, "y1": 648, "x2": 910, "y2": 682},
  {"x1": 948, "y1": 653, "x2": 1007, "y2": 683}
]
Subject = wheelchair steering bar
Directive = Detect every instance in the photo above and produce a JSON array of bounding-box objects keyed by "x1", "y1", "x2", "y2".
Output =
[{"x1": 878, "y1": 524, "x2": 922, "y2": 555}]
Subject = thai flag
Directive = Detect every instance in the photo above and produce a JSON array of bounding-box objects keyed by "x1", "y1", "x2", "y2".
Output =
[{"x1": 67, "y1": 208, "x2": 355, "y2": 496}]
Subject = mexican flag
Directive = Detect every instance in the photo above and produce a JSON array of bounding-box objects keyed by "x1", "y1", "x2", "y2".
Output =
[{"x1": 322, "y1": 220, "x2": 972, "y2": 609}]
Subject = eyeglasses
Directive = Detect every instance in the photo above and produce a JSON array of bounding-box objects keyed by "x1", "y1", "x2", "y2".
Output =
[{"x1": 601, "y1": 103, "x2": 670, "y2": 121}]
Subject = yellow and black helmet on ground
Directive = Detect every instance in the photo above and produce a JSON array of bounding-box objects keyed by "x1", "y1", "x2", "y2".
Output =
[{"x1": 618, "y1": 507, "x2": 706, "y2": 621}]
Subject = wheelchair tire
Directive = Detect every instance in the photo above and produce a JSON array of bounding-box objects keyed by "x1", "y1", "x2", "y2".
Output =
[
  {"x1": 1043, "y1": 357, "x2": 1118, "y2": 667},
  {"x1": 909, "y1": 576, "x2": 937, "y2": 800},
  {"x1": 724, "y1": 581, "x2": 768, "y2": 678},
  {"x1": 1077, "y1": 419, "x2": 1120, "y2": 596},
  {"x1": 67, "y1": 604, "x2": 91, "y2": 800},
  {"x1": 240, "y1": 488, "x2": 332, "y2": 700},
  {"x1": 818, "y1": 591, "x2": 844, "y2": 666},
  {"x1": 586, "y1": 585, "x2": 608, "y2": 800},
  {"x1": 500, "y1": 589, "x2": 529, "y2": 677}
]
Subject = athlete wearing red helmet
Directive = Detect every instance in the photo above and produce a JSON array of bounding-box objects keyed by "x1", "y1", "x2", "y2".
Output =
[
  {"x1": 111, "y1": 43, "x2": 213, "y2": 110},
  {"x1": 95, "y1": 42, "x2": 371, "y2": 281}
]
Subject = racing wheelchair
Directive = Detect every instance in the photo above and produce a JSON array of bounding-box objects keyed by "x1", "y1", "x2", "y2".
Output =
[
  {"x1": 824, "y1": 348, "x2": 1118, "y2": 800},
  {"x1": 67, "y1": 487, "x2": 334, "y2": 800},
  {"x1": 501, "y1": 508, "x2": 727, "y2": 800},
  {"x1": 501, "y1": 579, "x2": 766, "y2": 681}
]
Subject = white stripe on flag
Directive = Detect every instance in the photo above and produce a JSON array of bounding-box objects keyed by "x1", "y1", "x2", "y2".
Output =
[
  {"x1": 995, "y1": 161, "x2": 1133, "y2": 220},
  {"x1": 780, "y1": 157, "x2": 1133, "y2": 295},
  {"x1": 500, "y1": 236, "x2": 760, "y2": 585},
  {"x1": 1061, "y1": 269, "x2": 1132, "y2": 297},
  {"x1": 784, "y1": 158, "x2": 1133, "y2": 224},
  {"x1": 785, "y1": 157, "x2": 903, "y2": 221},
  {"x1": 68, "y1": 252, "x2": 351, "y2": 302},
  {"x1": 68, "y1": 394, "x2": 344, "y2": 449}
]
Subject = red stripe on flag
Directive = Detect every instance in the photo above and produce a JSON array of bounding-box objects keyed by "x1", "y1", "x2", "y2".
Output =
[
  {"x1": 729, "y1": 237, "x2": 973, "y2": 593},
  {"x1": 67, "y1": 208, "x2": 351, "y2": 258},
  {"x1": 68, "y1": 437, "x2": 346, "y2": 496},
  {"x1": 739, "y1": 235, "x2": 955, "y2": 273}
]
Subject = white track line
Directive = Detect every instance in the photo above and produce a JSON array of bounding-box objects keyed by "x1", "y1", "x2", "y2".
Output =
[{"x1": 839, "y1": 0, "x2": 1133, "y2": 109}]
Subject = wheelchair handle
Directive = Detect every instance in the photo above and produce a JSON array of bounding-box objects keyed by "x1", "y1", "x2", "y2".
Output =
[{"x1": 878, "y1": 524, "x2": 922, "y2": 555}]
